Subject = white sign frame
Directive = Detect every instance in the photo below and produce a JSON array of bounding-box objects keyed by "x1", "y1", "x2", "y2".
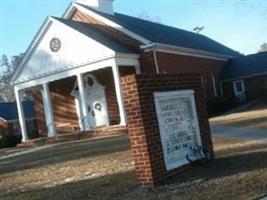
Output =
[{"x1": 154, "y1": 90, "x2": 202, "y2": 171}]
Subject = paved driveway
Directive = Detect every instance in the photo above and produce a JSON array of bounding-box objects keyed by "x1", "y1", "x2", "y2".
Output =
[{"x1": 210, "y1": 122, "x2": 267, "y2": 142}]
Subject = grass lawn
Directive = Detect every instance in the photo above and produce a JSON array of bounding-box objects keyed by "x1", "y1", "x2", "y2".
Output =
[
  {"x1": 210, "y1": 104, "x2": 267, "y2": 130},
  {"x1": 1, "y1": 134, "x2": 267, "y2": 200}
]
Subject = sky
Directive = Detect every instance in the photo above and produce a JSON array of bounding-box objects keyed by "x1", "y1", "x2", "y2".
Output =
[{"x1": 0, "y1": 0, "x2": 267, "y2": 58}]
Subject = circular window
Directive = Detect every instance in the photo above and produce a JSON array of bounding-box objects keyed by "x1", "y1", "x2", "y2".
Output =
[
  {"x1": 94, "y1": 103, "x2": 102, "y2": 111},
  {"x1": 50, "y1": 37, "x2": 61, "y2": 52},
  {"x1": 87, "y1": 77, "x2": 94, "y2": 87}
]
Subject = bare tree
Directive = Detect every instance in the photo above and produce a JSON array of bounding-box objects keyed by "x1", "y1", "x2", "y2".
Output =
[
  {"x1": 259, "y1": 43, "x2": 267, "y2": 52},
  {"x1": 137, "y1": 11, "x2": 161, "y2": 23},
  {"x1": 193, "y1": 26, "x2": 205, "y2": 34},
  {"x1": 0, "y1": 54, "x2": 24, "y2": 102}
]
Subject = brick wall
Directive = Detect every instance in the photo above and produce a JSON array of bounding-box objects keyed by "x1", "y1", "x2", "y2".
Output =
[
  {"x1": 31, "y1": 77, "x2": 79, "y2": 135},
  {"x1": 139, "y1": 52, "x2": 157, "y2": 74},
  {"x1": 243, "y1": 75, "x2": 267, "y2": 100},
  {"x1": 49, "y1": 76, "x2": 79, "y2": 133},
  {"x1": 121, "y1": 74, "x2": 214, "y2": 187},
  {"x1": 156, "y1": 52, "x2": 226, "y2": 98},
  {"x1": 222, "y1": 81, "x2": 235, "y2": 98},
  {"x1": 31, "y1": 90, "x2": 46, "y2": 136}
]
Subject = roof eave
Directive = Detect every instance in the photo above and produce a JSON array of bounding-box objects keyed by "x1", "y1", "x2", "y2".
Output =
[
  {"x1": 62, "y1": 2, "x2": 75, "y2": 18},
  {"x1": 141, "y1": 43, "x2": 236, "y2": 61},
  {"x1": 222, "y1": 71, "x2": 267, "y2": 82},
  {"x1": 115, "y1": 52, "x2": 140, "y2": 59}
]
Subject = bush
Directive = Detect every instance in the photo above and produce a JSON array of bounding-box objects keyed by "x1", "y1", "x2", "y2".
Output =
[
  {"x1": 1, "y1": 135, "x2": 21, "y2": 148},
  {"x1": 207, "y1": 97, "x2": 240, "y2": 117}
]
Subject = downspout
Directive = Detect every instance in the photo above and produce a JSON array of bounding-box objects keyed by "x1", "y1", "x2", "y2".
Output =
[
  {"x1": 212, "y1": 75, "x2": 218, "y2": 97},
  {"x1": 153, "y1": 50, "x2": 160, "y2": 74},
  {"x1": 141, "y1": 43, "x2": 160, "y2": 74},
  {"x1": 220, "y1": 81, "x2": 224, "y2": 97}
]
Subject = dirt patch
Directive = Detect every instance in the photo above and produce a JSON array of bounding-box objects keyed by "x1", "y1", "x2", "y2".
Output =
[
  {"x1": 1, "y1": 135, "x2": 267, "y2": 200},
  {"x1": 210, "y1": 105, "x2": 267, "y2": 130}
]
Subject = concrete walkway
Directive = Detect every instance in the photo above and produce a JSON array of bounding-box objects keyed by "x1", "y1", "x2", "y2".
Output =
[
  {"x1": 210, "y1": 122, "x2": 267, "y2": 142},
  {"x1": 0, "y1": 145, "x2": 53, "y2": 161}
]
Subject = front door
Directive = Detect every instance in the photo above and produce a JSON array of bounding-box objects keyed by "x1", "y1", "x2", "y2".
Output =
[
  {"x1": 71, "y1": 74, "x2": 109, "y2": 130},
  {"x1": 92, "y1": 99, "x2": 108, "y2": 127},
  {"x1": 86, "y1": 101, "x2": 96, "y2": 128},
  {"x1": 85, "y1": 74, "x2": 109, "y2": 129},
  {"x1": 86, "y1": 98, "x2": 108, "y2": 128}
]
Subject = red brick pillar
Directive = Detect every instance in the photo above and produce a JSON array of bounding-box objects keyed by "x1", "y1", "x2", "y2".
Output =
[{"x1": 121, "y1": 74, "x2": 214, "y2": 187}]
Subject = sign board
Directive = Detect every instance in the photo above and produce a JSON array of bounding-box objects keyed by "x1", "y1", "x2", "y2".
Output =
[{"x1": 154, "y1": 90, "x2": 202, "y2": 171}]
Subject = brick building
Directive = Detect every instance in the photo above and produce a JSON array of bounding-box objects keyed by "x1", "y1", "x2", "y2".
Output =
[
  {"x1": 11, "y1": 0, "x2": 241, "y2": 141},
  {"x1": 0, "y1": 101, "x2": 37, "y2": 147},
  {"x1": 221, "y1": 52, "x2": 267, "y2": 102}
]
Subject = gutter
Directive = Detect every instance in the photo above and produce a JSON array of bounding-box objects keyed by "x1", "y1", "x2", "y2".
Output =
[
  {"x1": 222, "y1": 71, "x2": 267, "y2": 83},
  {"x1": 153, "y1": 50, "x2": 160, "y2": 74},
  {"x1": 140, "y1": 43, "x2": 235, "y2": 61}
]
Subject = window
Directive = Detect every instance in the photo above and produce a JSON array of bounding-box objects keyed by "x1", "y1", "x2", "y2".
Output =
[
  {"x1": 233, "y1": 80, "x2": 245, "y2": 94},
  {"x1": 233, "y1": 80, "x2": 246, "y2": 101}
]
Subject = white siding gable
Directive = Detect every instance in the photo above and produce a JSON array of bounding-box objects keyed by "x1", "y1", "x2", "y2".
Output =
[{"x1": 14, "y1": 18, "x2": 115, "y2": 84}]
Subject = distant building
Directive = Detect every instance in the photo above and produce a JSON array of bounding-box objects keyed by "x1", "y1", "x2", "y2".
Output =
[
  {"x1": 0, "y1": 101, "x2": 37, "y2": 147},
  {"x1": 221, "y1": 52, "x2": 267, "y2": 102}
]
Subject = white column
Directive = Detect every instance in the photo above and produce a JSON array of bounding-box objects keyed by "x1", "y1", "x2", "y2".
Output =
[
  {"x1": 14, "y1": 88, "x2": 28, "y2": 142},
  {"x1": 74, "y1": 97, "x2": 84, "y2": 131},
  {"x1": 42, "y1": 83, "x2": 57, "y2": 137},
  {"x1": 76, "y1": 73, "x2": 90, "y2": 130},
  {"x1": 112, "y1": 64, "x2": 127, "y2": 125}
]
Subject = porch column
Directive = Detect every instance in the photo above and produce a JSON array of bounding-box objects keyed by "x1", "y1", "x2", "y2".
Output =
[
  {"x1": 42, "y1": 83, "x2": 57, "y2": 137},
  {"x1": 14, "y1": 88, "x2": 28, "y2": 142},
  {"x1": 112, "y1": 64, "x2": 127, "y2": 125},
  {"x1": 74, "y1": 97, "x2": 84, "y2": 131},
  {"x1": 76, "y1": 73, "x2": 90, "y2": 130}
]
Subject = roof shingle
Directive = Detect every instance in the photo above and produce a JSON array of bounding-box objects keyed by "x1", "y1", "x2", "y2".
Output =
[
  {"x1": 53, "y1": 17, "x2": 137, "y2": 54},
  {"x1": 78, "y1": 4, "x2": 241, "y2": 57},
  {"x1": 221, "y1": 52, "x2": 267, "y2": 81},
  {"x1": 0, "y1": 101, "x2": 36, "y2": 121}
]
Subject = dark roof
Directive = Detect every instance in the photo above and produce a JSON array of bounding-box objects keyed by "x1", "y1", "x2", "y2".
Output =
[
  {"x1": 78, "y1": 4, "x2": 241, "y2": 57},
  {"x1": 0, "y1": 101, "x2": 36, "y2": 121},
  {"x1": 221, "y1": 52, "x2": 267, "y2": 81},
  {"x1": 53, "y1": 17, "x2": 137, "y2": 54}
]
